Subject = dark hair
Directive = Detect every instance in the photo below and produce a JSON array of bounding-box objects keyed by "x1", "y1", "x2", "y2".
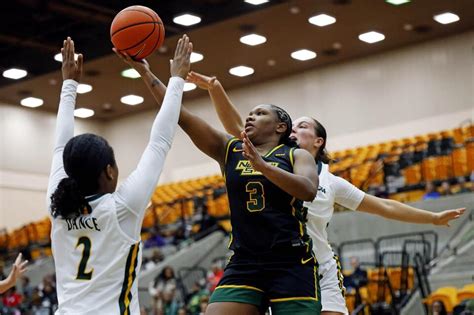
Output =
[
  {"x1": 312, "y1": 118, "x2": 331, "y2": 164},
  {"x1": 268, "y1": 104, "x2": 297, "y2": 147},
  {"x1": 50, "y1": 133, "x2": 116, "y2": 219}
]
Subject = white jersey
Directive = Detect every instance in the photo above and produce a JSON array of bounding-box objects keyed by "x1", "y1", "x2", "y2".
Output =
[
  {"x1": 51, "y1": 194, "x2": 142, "y2": 315},
  {"x1": 47, "y1": 78, "x2": 184, "y2": 314},
  {"x1": 305, "y1": 162, "x2": 365, "y2": 264}
]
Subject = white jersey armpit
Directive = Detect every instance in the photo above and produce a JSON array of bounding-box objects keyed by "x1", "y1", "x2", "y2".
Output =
[
  {"x1": 305, "y1": 162, "x2": 365, "y2": 264},
  {"x1": 48, "y1": 77, "x2": 185, "y2": 314}
]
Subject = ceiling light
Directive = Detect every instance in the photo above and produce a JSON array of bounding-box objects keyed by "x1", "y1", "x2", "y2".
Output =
[
  {"x1": 3, "y1": 68, "x2": 27, "y2": 80},
  {"x1": 244, "y1": 0, "x2": 269, "y2": 5},
  {"x1": 308, "y1": 14, "x2": 336, "y2": 27},
  {"x1": 433, "y1": 12, "x2": 460, "y2": 25},
  {"x1": 121, "y1": 95, "x2": 144, "y2": 106},
  {"x1": 74, "y1": 108, "x2": 94, "y2": 118},
  {"x1": 229, "y1": 66, "x2": 254, "y2": 77},
  {"x1": 190, "y1": 52, "x2": 204, "y2": 63},
  {"x1": 291, "y1": 49, "x2": 317, "y2": 61},
  {"x1": 54, "y1": 53, "x2": 79, "y2": 62},
  {"x1": 20, "y1": 97, "x2": 43, "y2": 108},
  {"x1": 77, "y1": 84, "x2": 93, "y2": 94},
  {"x1": 184, "y1": 83, "x2": 197, "y2": 92},
  {"x1": 121, "y1": 68, "x2": 141, "y2": 79},
  {"x1": 385, "y1": 0, "x2": 410, "y2": 5},
  {"x1": 358, "y1": 31, "x2": 385, "y2": 43},
  {"x1": 173, "y1": 14, "x2": 201, "y2": 26},
  {"x1": 240, "y1": 34, "x2": 267, "y2": 46}
]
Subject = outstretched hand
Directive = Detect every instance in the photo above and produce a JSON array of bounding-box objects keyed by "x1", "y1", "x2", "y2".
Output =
[
  {"x1": 186, "y1": 71, "x2": 218, "y2": 91},
  {"x1": 112, "y1": 48, "x2": 151, "y2": 75},
  {"x1": 61, "y1": 37, "x2": 83, "y2": 82},
  {"x1": 433, "y1": 208, "x2": 466, "y2": 226},
  {"x1": 241, "y1": 131, "x2": 267, "y2": 173},
  {"x1": 170, "y1": 34, "x2": 193, "y2": 79}
]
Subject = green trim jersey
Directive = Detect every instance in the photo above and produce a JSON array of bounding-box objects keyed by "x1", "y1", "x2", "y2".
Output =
[{"x1": 224, "y1": 138, "x2": 312, "y2": 257}]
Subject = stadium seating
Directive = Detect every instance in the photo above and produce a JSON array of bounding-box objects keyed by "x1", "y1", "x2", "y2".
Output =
[{"x1": 424, "y1": 286, "x2": 459, "y2": 313}]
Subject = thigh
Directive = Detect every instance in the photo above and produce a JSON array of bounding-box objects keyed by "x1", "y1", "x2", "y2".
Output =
[
  {"x1": 319, "y1": 257, "x2": 348, "y2": 315},
  {"x1": 209, "y1": 262, "x2": 268, "y2": 311},
  {"x1": 205, "y1": 302, "x2": 261, "y2": 315},
  {"x1": 267, "y1": 259, "x2": 322, "y2": 315}
]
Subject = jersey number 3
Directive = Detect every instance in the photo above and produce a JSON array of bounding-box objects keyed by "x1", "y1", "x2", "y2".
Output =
[
  {"x1": 76, "y1": 236, "x2": 93, "y2": 280},
  {"x1": 246, "y1": 181, "x2": 265, "y2": 212}
]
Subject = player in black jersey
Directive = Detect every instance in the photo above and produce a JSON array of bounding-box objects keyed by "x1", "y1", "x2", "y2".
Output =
[{"x1": 114, "y1": 52, "x2": 321, "y2": 315}]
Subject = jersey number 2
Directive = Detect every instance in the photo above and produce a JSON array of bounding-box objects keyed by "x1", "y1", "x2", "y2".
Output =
[
  {"x1": 246, "y1": 182, "x2": 265, "y2": 212},
  {"x1": 76, "y1": 236, "x2": 93, "y2": 280}
]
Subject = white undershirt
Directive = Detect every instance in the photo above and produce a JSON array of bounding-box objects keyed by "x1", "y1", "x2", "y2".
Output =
[
  {"x1": 46, "y1": 77, "x2": 184, "y2": 240},
  {"x1": 305, "y1": 162, "x2": 365, "y2": 264}
]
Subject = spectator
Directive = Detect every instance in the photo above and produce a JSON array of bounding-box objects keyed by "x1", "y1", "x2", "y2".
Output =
[
  {"x1": 431, "y1": 300, "x2": 447, "y2": 315},
  {"x1": 145, "y1": 249, "x2": 165, "y2": 271},
  {"x1": 149, "y1": 266, "x2": 177, "y2": 300},
  {"x1": 187, "y1": 280, "x2": 209, "y2": 315},
  {"x1": 423, "y1": 182, "x2": 441, "y2": 200},
  {"x1": 457, "y1": 177, "x2": 471, "y2": 194},
  {"x1": 2, "y1": 287, "x2": 23, "y2": 311},
  {"x1": 343, "y1": 257, "x2": 368, "y2": 291},
  {"x1": 177, "y1": 307, "x2": 187, "y2": 315},
  {"x1": 199, "y1": 295, "x2": 209, "y2": 315},
  {"x1": 0, "y1": 261, "x2": 6, "y2": 280},
  {"x1": 161, "y1": 290, "x2": 180, "y2": 315},
  {"x1": 206, "y1": 261, "x2": 224, "y2": 292},
  {"x1": 440, "y1": 181, "x2": 453, "y2": 196},
  {"x1": 145, "y1": 227, "x2": 168, "y2": 249},
  {"x1": 20, "y1": 276, "x2": 33, "y2": 302}
]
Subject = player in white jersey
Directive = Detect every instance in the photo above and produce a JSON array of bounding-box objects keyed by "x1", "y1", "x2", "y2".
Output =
[
  {"x1": 185, "y1": 71, "x2": 466, "y2": 315},
  {"x1": 46, "y1": 36, "x2": 192, "y2": 315}
]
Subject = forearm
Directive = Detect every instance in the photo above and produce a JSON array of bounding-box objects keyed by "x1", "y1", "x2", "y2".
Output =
[
  {"x1": 0, "y1": 278, "x2": 13, "y2": 294},
  {"x1": 209, "y1": 81, "x2": 243, "y2": 137},
  {"x1": 376, "y1": 199, "x2": 436, "y2": 224},
  {"x1": 260, "y1": 164, "x2": 317, "y2": 201}
]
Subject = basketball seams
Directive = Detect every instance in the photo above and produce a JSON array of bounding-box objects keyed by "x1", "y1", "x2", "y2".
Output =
[{"x1": 111, "y1": 21, "x2": 162, "y2": 38}]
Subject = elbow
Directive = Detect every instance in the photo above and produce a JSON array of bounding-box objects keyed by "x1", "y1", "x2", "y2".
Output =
[{"x1": 302, "y1": 186, "x2": 317, "y2": 201}]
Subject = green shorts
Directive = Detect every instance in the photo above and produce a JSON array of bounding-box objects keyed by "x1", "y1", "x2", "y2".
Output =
[{"x1": 209, "y1": 254, "x2": 321, "y2": 315}]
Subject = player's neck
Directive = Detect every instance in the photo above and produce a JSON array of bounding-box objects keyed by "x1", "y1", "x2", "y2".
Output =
[{"x1": 255, "y1": 141, "x2": 280, "y2": 156}]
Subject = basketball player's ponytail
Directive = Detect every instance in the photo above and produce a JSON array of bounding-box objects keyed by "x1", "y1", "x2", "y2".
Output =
[
  {"x1": 268, "y1": 104, "x2": 298, "y2": 148},
  {"x1": 50, "y1": 133, "x2": 116, "y2": 219},
  {"x1": 312, "y1": 118, "x2": 331, "y2": 164}
]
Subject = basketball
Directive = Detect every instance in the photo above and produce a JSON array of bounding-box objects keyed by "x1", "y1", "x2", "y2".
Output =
[{"x1": 110, "y1": 5, "x2": 165, "y2": 60}]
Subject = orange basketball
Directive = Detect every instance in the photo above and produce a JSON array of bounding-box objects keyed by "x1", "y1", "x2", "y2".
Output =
[{"x1": 110, "y1": 6, "x2": 165, "y2": 60}]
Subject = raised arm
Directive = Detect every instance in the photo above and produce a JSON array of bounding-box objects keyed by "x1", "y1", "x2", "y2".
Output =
[
  {"x1": 0, "y1": 254, "x2": 28, "y2": 294},
  {"x1": 46, "y1": 37, "x2": 83, "y2": 211},
  {"x1": 357, "y1": 194, "x2": 466, "y2": 226},
  {"x1": 114, "y1": 36, "x2": 190, "y2": 233},
  {"x1": 186, "y1": 71, "x2": 244, "y2": 137},
  {"x1": 113, "y1": 45, "x2": 229, "y2": 165},
  {"x1": 241, "y1": 132, "x2": 318, "y2": 201}
]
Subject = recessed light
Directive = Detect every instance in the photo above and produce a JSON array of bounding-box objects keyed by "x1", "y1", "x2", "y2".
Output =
[
  {"x1": 240, "y1": 34, "x2": 267, "y2": 46},
  {"x1": 291, "y1": 49, "x2": 317, "y2": 61},
  {"x1": 184, "y1": 83, "x2": 197, "y2": 92},
  {"x1": 121, "y1": 95, "x2": 144, "y2": 106},
  {"x1": 173, "y1": 14, "x2": 201, "y2": 26},
  {"x1": 77, "y1": 84, "x2": 93, "y2": 94},
  {"x1": 74, "y1": 108, "x2": 94, "y2": 118},
  {"x1": 244, "y1": 0, "x2": 269, "y2": 5},
  {"x1": 385, "y1": 0, "x2": 410, "y2": 5},
  {"x1": 121, "y1": 68, "x2": 141, "y2": 79},
  {"x1": 433, "y1": 12, "x2": 460, "y2": 25},
  {"x1": 229, "y1": 66, "x2": 254, "y2": 77},
  {"x1": 20, "y1": 97, "x2": 43, "y2": 108},
  {"x1": 308, "y1": 14, "x2": 336, "y2": 27},
  {"x1": 358, "y1": 31, "x2": 385, "y2": 43},
  {"x1": 54, "y1": 53, "x2": 79, "y2": 62},
  {"x1": 3, "y1": 68, "x2": 27, "y2": 80},
  {"x1": 190, "y1": 52, "x2": 204, "y2": 63}
]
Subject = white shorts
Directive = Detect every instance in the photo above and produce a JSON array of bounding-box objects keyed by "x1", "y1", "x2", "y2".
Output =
[{"x1": 319, "y1": 255, "x2": 348, "y2": 314}]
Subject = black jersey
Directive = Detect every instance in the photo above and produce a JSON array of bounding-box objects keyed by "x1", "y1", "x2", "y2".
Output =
[{"x1": 223, "y1": 138, "x2": 312, "y2": 258}]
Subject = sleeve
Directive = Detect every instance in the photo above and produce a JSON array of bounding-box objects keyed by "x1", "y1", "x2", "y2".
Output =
[
  {"x1": 46, "y1": 79, "x2": 79, "y2": 212},
  {"x1": 114, "y1": 77, "x2": 185, "y2": 238},
  {"x1": 332, "y1": 175, "x2": 365, "y2": 211}
]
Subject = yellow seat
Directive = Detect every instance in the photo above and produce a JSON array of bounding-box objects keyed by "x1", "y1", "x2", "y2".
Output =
[
  {"x1": 424, "y1": 286, "x2": 459, "y2": 312},
  {"x1": 457, "y1": 284, "x2": 474, "y2": 302}
]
